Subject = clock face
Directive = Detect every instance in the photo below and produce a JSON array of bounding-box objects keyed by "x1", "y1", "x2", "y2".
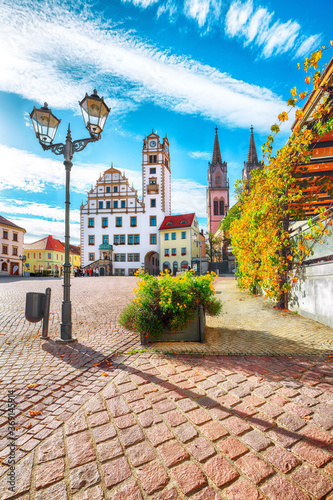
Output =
[{"x1": 149, "y1": 140, "x2": 157, "y2": 148}]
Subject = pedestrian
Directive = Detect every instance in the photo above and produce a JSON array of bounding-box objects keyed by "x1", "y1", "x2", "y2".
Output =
[{"x1": 89, "y1": 268, "x2": 92, "y2": 277}]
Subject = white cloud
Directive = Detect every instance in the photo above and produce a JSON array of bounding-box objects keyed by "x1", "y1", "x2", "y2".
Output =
[
  {"x1": 295, "y1": 34, "x2": 321, "y2": 58},
  {"x1": 171, "y1": 178, "x2": 207, "y2": 218},
  {"x1": 0, "y1": 0, "x2": 286, "y2": 132},
  {"x1": 122, "y1": 0, "x2": 159, "y2": 7},
  {"x1": 188, "y1": 150, "x2": 211, "y2": 160},
  {"x1": 225, "y1": 0, "x2": 253, "y2": 37},
  {"x1": 259, "y1": 20, "x2": 300, "y2": 58},
  {"x1": 157, "y1": 0, "x2": 178, "y2": 21}
]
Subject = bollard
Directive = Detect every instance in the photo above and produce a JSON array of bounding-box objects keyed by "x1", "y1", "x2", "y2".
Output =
[{"x1": 25, "y1": 288, "x2": 51, "y2": 339}]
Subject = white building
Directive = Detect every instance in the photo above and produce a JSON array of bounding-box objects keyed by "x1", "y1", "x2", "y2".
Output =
[
  {"x1": 80, "y1": 132, "x2": 171, "y2": 275},
  {"x1": 0, "y1": 216, "x2": 26, "y2": 276}
]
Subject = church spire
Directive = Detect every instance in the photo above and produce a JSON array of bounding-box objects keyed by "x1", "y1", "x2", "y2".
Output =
[
  {"x1": 212, "y1": 126, "x2": 222, "y2": 164},
  {"x1": 247, "y1": 125, "x2": 258, "y2": 165}
]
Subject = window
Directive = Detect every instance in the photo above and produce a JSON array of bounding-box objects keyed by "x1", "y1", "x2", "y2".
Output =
[
  {"x1": 134, "y1": 234, "x2": 140, "y2": 244},
  {"x1": 151, "y1": 199, "x2": 156, "y2": 208},
  {"x1": 89, "y1": 235, "x2": 95, "y2": 245},
  {"x1": 99, "y1": 201, "x2": 103, "y2": 209},
  {"x1": 219, "y1": 199, "x2": 225, "y2": 215},
  {"x1": 166, "y1": 221, "x2": 173, "y2": 226},
  {"x1": 164, "y1": 248, "x2": 169, "y2": 257},
  {"x1": 149, "y1": 178, "x2": 157, "y2": 185},
  {"x1": 150, "y1": 234, "x2": 157, "y2": 244},
  {"x1": 164, "y1": 233, "x2": 169, "y2": 240},
  {"x1": 1, "y1": 262, "x2": 7, "y2": 271},
  {"x1": 114, "y1": 235, "x2": 119, "y2": 245},
  {"x1": 128, "y1": 235, "x2": 133, "y2": 245},
  {"x1": 150, "y1": 168, "x2": 156, "y2": 174},
  {"x1": 120, "y1": 254, "x2": 126, "y2": 262},
  {"x1": 150, "y1": 216, "x2": 156, "y2": 226},
  {"x1": 181, "y1": 232, "x2": 186, "y2": 239},
  {"x1": 39, "y1": 253, "x2": 42, "y2": 259},
  {"x1": 216, "y1": 175, "x2": 221, "y2": 185},
  {"x1": 13, "y1": 233, "x2": 18, "y2": 241},
  {"x1": 130, "y1": 217, "x2": 137, "y2": 227},
  {"x1": 102, "y1": 218, "x2": 108, "y2": 228},
  {"x1": 116, "y1": 217, "x2": 122, "y2": 227},
  {"x1": 27, "y1": 253, "x2": 30, "y2": 259},
  {"x1": 56, "y1": 254, "x2": 58, "y2": 260},
  {"x1": 114, "y1": 201, "x2": 118, "y2": 209},
  {"x1": 114, "y1": 186, "x2": 118, "y2": 193},
  {"x1": 120, "y1": 235, "x2": 125, "y2": 244},
  {"x1": 106, "y1": 201, "x2": 111, "y2": 209},
  {"x1": 47, "y1": 253, "x2": 51, "y2": 259},
  {"x1": 171, "y1": 232, "x2": 176, "y2": 240},
  {"x1": 181, "y1": 248, "x2": 186, "y2": 256},
  {"x1": 114, "y1": 254, "x2": 120, "y2": 261},
  {"x1": 88, "y1": 218, "x2": 94, "y2": 228},
  {"x1": 134, "y1": 254, "x2": 140, "y2": 262},
  {"x1": 106, "y1": 186, "x2": 110, "y2": 193},
  {"x1": 214, "y1": 199, "x2": 218, "y2": 216},
  {"x1": 33, "y1": 252, "x2": 36, "y2": 259},
  {"x1": 2, "y1": 245, "x2": 8, "y2": 254},
  {"x1": 103, "y1": 235, "x2": 109, "y2": 244},
  {"x1": 128, "y1": 254, "x2": 134, "y2": 262},
  {"x1": 89, "y1": 253, "x2": 95, "y2": 261},
  {"x1": 121, "y1": 200, "x2": 125, "y2": 208},
  {"x1": 172, "y1": 248, "x2": 176, "y2": 256},
  {"x1": 2, "y1": 231, "x2": 8, "y2": 239},
  {"x1": 12, "y1": 247, "x2": 18, "y2": 256}
]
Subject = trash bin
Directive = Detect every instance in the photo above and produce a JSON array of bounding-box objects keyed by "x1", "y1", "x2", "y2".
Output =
[{"x1": 25, "y1": 292, "x2": 45, "y2": 323}]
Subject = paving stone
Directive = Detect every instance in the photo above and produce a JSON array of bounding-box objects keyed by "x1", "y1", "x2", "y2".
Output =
[
  {"x1": 223, "y1": 416, "x2": 252, "y2": 435},
  {"x1": 137, "y1": 409, "x2": 163, "y2": 428},
  {"x1": 217, "y1": 393, "x2": 240, "y2": 407},
  {"x1": 187, "y1": 437, "x2": 216, "y2": 462},
  {"x1": 235, "y1": 452, "x2": 274, "y2": 484},
  {"x1": 120, "y1": 425, "x2": 145, "y2": 446},
  {"x1": 88, "y1": 411, "x2": 109, "y2": 427},
  {"x1": 137, "y1": 460, "x2": 169, "y2": 495},
  {"x1": 112, "y1": 481, "x2": 143, "y2": 499},
  {"x1": 107, "y1": 396, "x2": 130, "y2": 417},
  {"x1": 72, "y1": 485, "x2": 104, "y2": 500},
  {"x1": 176, "y1": 398, "x2": 198, "y2": 412},
  {"x1": 151, "y1": 487, "x2": 181, "y2": 500},
  {"x1": 147, "y1": 423, "x2": 173, "y2": 446},
  {"x1": 225, "y1": 478, "x2": 265, "y2": 500},
  {"x1": 128, "y1": 442, "x2": 156, "y2": 466},
  {"x1": 129, "y1": 399, "x2": 152, "y2": 413},
  {"x1": 204, "y1": 455, "x2": 239, "y2": 487},
  {"x1": 248, "y1": 414, "x2": 276, "y2": 432},
  {"x1": 187, "y1": 408, "x2": 212, "y2": 425},
  {"x1": 200, "y1": 421, "x2": 228, "y2": 441},
  {"x1": 164, "y1": 410, "x2": 187, "y2": 427},
  {"x1": 284, "y1": 402, "x2": 312, "y2": 418},
  {"x1": 70, "y1": 461, "x2": 100, "y2": 493},
  {"x1": 209, "y1": 405, "x2": 232, "y2": 420},
  {"x1": 158, "y1": 439, "x2": 189, "y2": 466},
  {"x1": 114, "y1": 413, "x2": 136, "y2": 429},
  {"x1": 263, "y1": 445, "x2": 300, "y2": 473},
  {"x1": 190, "y1": 486, "x2": 220, "y2": 499},
  {"x1": 102, "y1": 456, "x2": 131, "y2": 487},
  {"x1": 301, "y1": 425, "x2": 333, "y2": 447},
  {"x1": 292, "y1": 466, "x2": 333, "y2": 498},
  {"x1": 84, "y1": 394, "x2": 105, "y2": 414},
  {"x1": 36, "y1": 457, "x2": 65, "y2": 490},
  {"x1": 262, "y1": 476, "x2": 310, "y2": 500},
  {"x1": 259, "y1": 402, "x2": 284, "y2": 418},
  {"x1": 218, "y1": 436, "x2": 249, "y2": 459},
  {"x1": 269, "y1": 394, "x2": 290, "y2": 407},
  {"x1": 67, "y1": 431, "x2": 96, "y2": 468},
  {"x1": 233, "y1": 403, "x2": 257, "y2": 418},
  {"x1": 35, "y1": 481, "x2": 68, "y2": 500},
  {"x1": 293, "y1": 441, "x2": 332, "y2": 467},
  {"x1": 92, "y1": 423, "x2": 117, "y2": 443},
  {"x1": 38, "y1": 430, "x2": 65, "y2": 463},
  {"x1": 311, "y1": 412, "x2": 333, "y2": 431},
  {"x1": 172, "y1": 462, "x2": 207, "y2": 494},
  {"x1": 97, "y1": 438, "x2": 123, "y2": 461},
  {"x1": 267, "y1": 428, "x2": 301, "y2": 448},
  {"x1": 0, "y1": 453, "x2": 33, "y2": 498},
  {"x1": 173, "y1": 422, "x2": 198, "y2": 442},
  {"x1": 65, "y1": 410, "x2": 88, "y2": 435},
  {"x1": 242, "y1": 430, "x2": 271, "y2": 451},
  {"x1": 154, "y1": 399, "x2": 176, "y2": 413}
]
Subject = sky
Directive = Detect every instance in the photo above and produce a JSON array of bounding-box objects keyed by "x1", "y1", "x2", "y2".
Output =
[{"x1": 1, "y1": 0, "x2": 332, "y2": 244}]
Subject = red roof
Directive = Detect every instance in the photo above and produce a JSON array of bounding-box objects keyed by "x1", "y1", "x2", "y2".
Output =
[
  {"x1": 159, "y1": 213, "x2": 195, "y2": 230},
  {"x1": 25, "y1": 235, "x2": 65, "y2": 252}
]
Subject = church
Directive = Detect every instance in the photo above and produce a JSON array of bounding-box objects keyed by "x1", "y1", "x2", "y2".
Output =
[{"x1": 80, "y1": 131, "x2": 171, "y2": 276}]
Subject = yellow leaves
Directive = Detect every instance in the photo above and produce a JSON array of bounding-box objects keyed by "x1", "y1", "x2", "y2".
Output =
[
  {"x1": 27, "y1": 383, "x2": 38, "y2": 389},
  {"x1": 305, "y1": 76, "x2": 311, "y2": 84},
  {"x1": 29, "y1": 410, "x2": 43, "y2": 416},
  {"x1": 278, "y1": 111, "x2": 289, "y2": 122},
  {"x1": 101, "y1": 373, "x2": 108, "y2": 377},
  {"x1": 290, "y1": 86, "x2": 297, "y2": 97}
]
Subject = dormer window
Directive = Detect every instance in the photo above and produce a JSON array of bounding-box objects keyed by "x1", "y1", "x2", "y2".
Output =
[
  {"x1": 166, "y1": 221, "x2": 173, "y2": 226},
  {"x1": 180, "y1": 220, "x2": 187, "y2": 224}
]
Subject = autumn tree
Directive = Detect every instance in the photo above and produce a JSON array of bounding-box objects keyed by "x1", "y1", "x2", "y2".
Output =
[{"x1": 229, "y1": 46, "x2": 333, "y2": 308}]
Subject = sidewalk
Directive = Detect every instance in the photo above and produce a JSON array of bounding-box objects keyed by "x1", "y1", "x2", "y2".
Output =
[{"x1": 1, "y1": 278, "x2": 333, "y2": 498}]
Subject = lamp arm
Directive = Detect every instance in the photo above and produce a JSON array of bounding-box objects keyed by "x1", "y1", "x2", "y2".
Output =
[
  {"x1": 39, "y1": 141, "x2": 66, "y2": 156},
  {"x1": 72, "y1": 135, "x2": 100, "y2": 154}
]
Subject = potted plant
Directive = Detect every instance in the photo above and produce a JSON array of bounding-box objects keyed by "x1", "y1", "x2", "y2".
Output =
[{"x1": 119, "y1": 269, "x2": 222, "y2": 344}]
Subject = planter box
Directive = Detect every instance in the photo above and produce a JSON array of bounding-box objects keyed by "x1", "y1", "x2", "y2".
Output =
[{"x1": 140, "y1": 306, "x2": 205, "y2": 344}]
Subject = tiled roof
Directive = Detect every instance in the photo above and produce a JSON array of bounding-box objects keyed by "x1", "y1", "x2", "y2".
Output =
[
  {"x1": 24, "y1": 235, "x2": 65, "y2": 252},
  {"x1": 159, "y1": 213, "x2": 195, "y2": 230},
  {"x1": 0, "y1": 215, "x2": 26, "y2": 232}
]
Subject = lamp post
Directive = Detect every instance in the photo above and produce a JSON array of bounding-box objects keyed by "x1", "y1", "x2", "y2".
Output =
[
  {"x1": 30, "y1": 90, "x2": 110, "y2": 342},
  {"x1": 19, "y1": 255, "x2": 26, "y2": 276}
]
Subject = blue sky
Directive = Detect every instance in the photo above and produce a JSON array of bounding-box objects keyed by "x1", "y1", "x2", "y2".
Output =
[{"x1": 0, "y1": 0, "x2": 332, "y2": 244}]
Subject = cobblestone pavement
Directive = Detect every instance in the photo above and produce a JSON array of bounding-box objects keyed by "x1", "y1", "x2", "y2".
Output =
[{"x1": 1, "y1": 277, "x2": 333, "y2": 498}]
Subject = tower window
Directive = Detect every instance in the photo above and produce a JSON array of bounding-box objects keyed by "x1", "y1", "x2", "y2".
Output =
[
  {"x1": 214, "y1": 200, "x2": 218, "y2": 216},
  {"x1": 151, "y1": 199, "x2": 156, "y2": 208},
  {"x1": 106, "y1": 186, "x2": 110, "y2": 193},
  {"x1": 114, "y1": 186, "x2": 118, "y2": 193},
  {"x1": 149, "y1": 155, "x2": 157, "y2": 163},
  {"x1": 150, "y1": 168, "x2": 156, "y2": 174},
  {"x1": 219, "y1": 199, "x2": 225, "y2": 215},
  {"x1": 216, "y1": 175, "x2": 221, "y2": 185}
]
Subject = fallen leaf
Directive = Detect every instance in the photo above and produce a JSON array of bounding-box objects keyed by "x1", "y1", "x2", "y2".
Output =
[
  {"x1": 27, "y1": 383, "x2": 38, "y2": 389},
  {"x1": 101, "y1": 373, "x2": 108, "y2": 377},
  {"x1": 29, "y1": 410, "x2": 43, "y2": 416}
]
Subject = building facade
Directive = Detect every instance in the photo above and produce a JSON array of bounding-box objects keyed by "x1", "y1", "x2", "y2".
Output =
[
  {"x1": 0, "y1": 216, "x2": 26, "y2": 276},
  {"x1": 242, "y1": 126, "x2": 263, "y2": 182},
  {"x1": 207, "y1": 128, "x2": 229, "y2": 235},
  {"x1": 80, "y1": 131, "x2": 171, "y2": 275},
  {"x1": 24, "y1": 235, "x2": 77, "y2": 276},
  {"x1": 159, "y1": 213, "x2": 201, "y2": 274}
]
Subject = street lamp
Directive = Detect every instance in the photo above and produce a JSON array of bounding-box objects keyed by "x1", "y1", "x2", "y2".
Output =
[
  {"x1": 19, "y1": 255, "x2": 26, "y2": 276},
  {"x1": 30, "y1": 90, "x2": 110, "y2": 342}
]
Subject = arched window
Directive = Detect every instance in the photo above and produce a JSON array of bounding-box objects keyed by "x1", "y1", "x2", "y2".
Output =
[
  {"x1": 181, "y1": 260, "x2": 189, "y2": 269},
  {"x1": 1, "y1": 262, "x2": 7, "y2": 272},
  {"x1": 219, "y1": 198, "x2": 225, "y2": 215},
  {"x1": 213, "y1": 198, "x2": 219, "y2": 216},
  {"x1": 216, "y1": 175, "x2": 221, "y2": 185}
]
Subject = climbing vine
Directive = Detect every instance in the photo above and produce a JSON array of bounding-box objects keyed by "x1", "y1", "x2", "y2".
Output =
[{"x1": 229, "y1": 44, "x2": 333, "y2": 307}]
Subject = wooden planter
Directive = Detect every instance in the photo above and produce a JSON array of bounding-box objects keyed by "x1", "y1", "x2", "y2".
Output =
[{"x1": 140, "y1": 306, "x2": 205, "y2": 344}]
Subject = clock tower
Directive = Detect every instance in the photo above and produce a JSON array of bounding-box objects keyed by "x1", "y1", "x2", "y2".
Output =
[{"x1": 142, "y1": 131, "x2": 171, "y2": 216}]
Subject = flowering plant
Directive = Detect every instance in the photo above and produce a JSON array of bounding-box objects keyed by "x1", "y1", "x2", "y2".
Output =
[{"x1": 119, "y1": 270, "x2": 222, "y2": 337}]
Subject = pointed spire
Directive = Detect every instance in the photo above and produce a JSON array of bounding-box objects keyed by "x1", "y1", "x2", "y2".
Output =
[
  {"x1": 247, "y1": 125, "x2": 258, "y2": 165},
  {"x1": 212, "y1": 127, "x2": 222, "y2": 164}
]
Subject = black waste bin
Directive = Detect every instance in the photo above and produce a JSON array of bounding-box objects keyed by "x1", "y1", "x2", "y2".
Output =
[{"x1": 25, "y1": 292, "x2": 45, "y2": 323}]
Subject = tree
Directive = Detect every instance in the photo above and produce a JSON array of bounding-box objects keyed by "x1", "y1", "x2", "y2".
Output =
[
  {"x1": 206, "y1": 232, "x2": 222, "y2": 262},
  {"x1": 229, "y1": 45, "x2": 333, "y2": 307}
]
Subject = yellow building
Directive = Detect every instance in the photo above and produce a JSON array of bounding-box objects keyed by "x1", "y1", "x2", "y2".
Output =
[
  {"x1": 159, "y1": 213, "x2": 200, "y2": 274},
  {"x1": 0, "y1": 216, "x2": 26, "y2": 275},
  {"x1": 24, "y1": 235, "x2": 79, "y2": 276}
]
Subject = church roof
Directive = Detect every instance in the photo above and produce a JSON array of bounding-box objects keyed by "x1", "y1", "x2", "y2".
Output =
[
  {"x1": 212, "y1": 127, "x2": 222, "y2": 164},
  {"x1": 246, "y1": 126, "x2": 259, "y2": 165},
  {"x1": 159, "y1": 213, "x2": 195, "y2": 230}
]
